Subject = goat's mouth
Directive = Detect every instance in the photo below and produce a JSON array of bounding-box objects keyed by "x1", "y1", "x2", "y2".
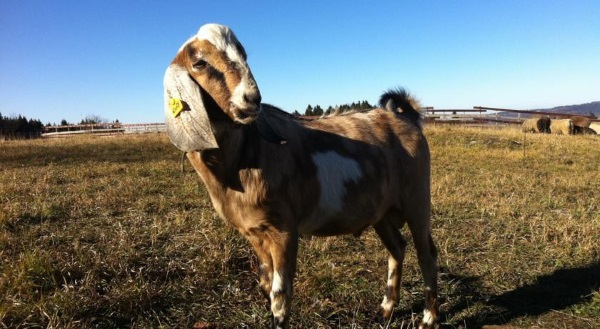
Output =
[
  {"x1": 231, "y1": 105, "x2": 259, "y2": 124},
  {"x1": 229, "y1": 85, "x2": 261, "y2": 124}
]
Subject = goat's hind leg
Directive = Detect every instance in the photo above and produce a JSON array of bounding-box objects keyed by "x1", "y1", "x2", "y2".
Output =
[
  {"x1": 373, "y1": 216, "x2": 407, "y2": 319},
  {"x1": 407, "y1": 211, "x2": 439, "y2": 328}
]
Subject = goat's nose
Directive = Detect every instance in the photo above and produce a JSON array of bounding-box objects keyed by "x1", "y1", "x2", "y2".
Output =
[{"x1": 244, "y1": 90, "x2": 261, "y2": 106}]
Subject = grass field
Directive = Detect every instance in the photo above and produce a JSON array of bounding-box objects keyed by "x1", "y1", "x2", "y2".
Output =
[{"x1": 1, "y1": 126, "x2": 599, "y2": 328}]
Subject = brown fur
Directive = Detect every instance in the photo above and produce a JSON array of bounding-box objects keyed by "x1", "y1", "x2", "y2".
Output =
[
  {"x1": 571, "y1": 116, "x2": 592, "y2": 135},
  {"x1": 172, "y1": 38, "x2": 256, "y2": 123},
  {"x1": 184, "y1": 106, "x2": 437, "y2": 328},
  {"x1": 165, "y1": 24, "x2": 437, "y2": 329},
  {"x1": 571, "y1": 116, "x2": 591, "y2": 128}
]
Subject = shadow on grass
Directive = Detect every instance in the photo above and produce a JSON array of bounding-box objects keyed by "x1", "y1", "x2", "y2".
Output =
[{"x1": 447, "y1": 262, "x2": 600, "y2": 327}]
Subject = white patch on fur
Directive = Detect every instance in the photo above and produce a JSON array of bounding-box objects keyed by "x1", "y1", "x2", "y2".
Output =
[
  {"x1": 381, "y1": 265, "x2": 395, "y2": 313},
  {"x1": 381, "y1": 296, "x2": 394, "y2": 312},
  {"x1": 196, "y1": 24, "x2": 245, "y2": 65},
  {"x1": 178, "y1": 24, "x2": 246, "y2": 67},
  {"x1": 270, "y1": 271, "x2": 284, "y2": 300},
  {"x1": 386, "y1": 266, "x2": 394, "y2": 287},
  {"x1": 192, "y1": 24, "x2": 257, "y2": 121},
  {"x1": 230, "y1": 75, "x2": 256, "y2": 119},
  {"x1": 312, "y1": 151, "x2": 363, "y2": 213},
  {"x1": 231, "y1": 80, "x2": 246, "y2": 107},
  {"x1": 422, "y1": 309, "x2": 435, "y2": 326},
  {"x1": 270, "y1": 271, "x2": 287, "y2": 322}
]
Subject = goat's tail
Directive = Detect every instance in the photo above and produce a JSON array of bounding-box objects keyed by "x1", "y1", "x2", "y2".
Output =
[{"x1": 379, "y1": 87, "x2": 422, "y2": 128}]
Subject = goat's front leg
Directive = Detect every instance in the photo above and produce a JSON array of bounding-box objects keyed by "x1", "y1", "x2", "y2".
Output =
[
  {"x1": 266, "y1": 229, "x2": 298, "y2": 329},
  {"x1": 247, "y1": 235, "x2": 274, "y2": 301}
]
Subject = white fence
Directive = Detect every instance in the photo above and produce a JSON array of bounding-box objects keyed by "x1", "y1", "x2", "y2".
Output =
[{"x1": 42, "y1": 123, "x2": 166, "y2": 138}]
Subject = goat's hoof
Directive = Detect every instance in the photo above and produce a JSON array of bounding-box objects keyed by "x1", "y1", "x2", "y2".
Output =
[
  {"x1": 271, "y1": 315, "x2": 288, "y2": 329},
  {"x1": 381, "y1": 309, "x2": 393, "y2": 320},
  {"x1": 418, "y1": 309, "x2": 439, "y2": 329},
  {"x1": 380, "y1": 299, "x2": 395, "y2": 320}
]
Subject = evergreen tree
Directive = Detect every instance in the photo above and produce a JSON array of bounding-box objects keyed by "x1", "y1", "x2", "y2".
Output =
[
  {"x1": 360, "y1": 100, "x2": 372, "y2": 109},
  {"x1": 300, "y1": 99, "x2": 375, "y2": 116},
  {"x1": 313, "y1": 105, "x2": 324, "y2": 116},
  {"x1": 16, "y1": 115, "x2": 27, "y2": 133},
  {"x1": 0, "y1": 113, "x2": 44, "y2": 138},
  {"x1": 304, "y1": 104, "x2": 313, "y2": 116}
]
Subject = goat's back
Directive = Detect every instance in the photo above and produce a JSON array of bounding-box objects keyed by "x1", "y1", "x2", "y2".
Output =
[{"x1": 258, "y1": 108, "x2": 429, "y2": 235}]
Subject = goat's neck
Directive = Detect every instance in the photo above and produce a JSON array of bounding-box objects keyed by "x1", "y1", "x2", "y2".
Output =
[{"x1": 199, "y1": 119, "x2": 260, "y2": 191}]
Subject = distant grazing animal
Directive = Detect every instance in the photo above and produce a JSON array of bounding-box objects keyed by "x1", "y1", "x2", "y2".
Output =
[
  {"x1": 163, "y1": 23, "x2": 439, "y2": 329},
  {"x1": 578, "y1": 127, "x2": 598, "y2": 135},
  {"x1": 550, "y1": 119, "x2": 573, "y2": 135},
  {"x1": 571, "y1": 116, "x2": 592, "y2": 128},
  {"x1": 589, "y1": 123, "x2": 600, "y2": 134},
  {"x1": 522, "y1": 117, "x2": 550, "y2": 133},
  {"x1": 571, "y1": 116, "x2": 593, "y2": 135}
]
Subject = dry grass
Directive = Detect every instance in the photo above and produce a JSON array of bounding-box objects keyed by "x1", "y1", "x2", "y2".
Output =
[{"x1": 0, "y1": 127, "x2": 598, "y2": 328}]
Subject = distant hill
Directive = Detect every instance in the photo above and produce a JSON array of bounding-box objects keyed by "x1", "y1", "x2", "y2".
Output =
[
  {"x1": 539, "y1": 101, "x2": 600, "y2": 117},
  {"x1": 497, "y1": 101, "x2": 600, "y2": 118}
]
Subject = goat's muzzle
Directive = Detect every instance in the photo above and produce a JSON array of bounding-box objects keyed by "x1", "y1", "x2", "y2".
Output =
[{"x1": 231, "y1": 87, "x2": 262, "y2": 124}]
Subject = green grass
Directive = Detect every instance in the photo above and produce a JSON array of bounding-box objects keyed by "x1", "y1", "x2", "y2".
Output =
[{"x1": 1, "y1": 127, "x2": 599, "y2": 328}]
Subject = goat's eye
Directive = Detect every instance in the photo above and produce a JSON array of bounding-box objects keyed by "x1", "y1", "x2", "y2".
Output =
[{"x1": 193, "y1": 59, "x2": 208, "y2": 70}]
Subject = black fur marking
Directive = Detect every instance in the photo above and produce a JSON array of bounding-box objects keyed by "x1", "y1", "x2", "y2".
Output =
[{"x1": 379, "y1": 87, "x2": 422, "y2": 128}]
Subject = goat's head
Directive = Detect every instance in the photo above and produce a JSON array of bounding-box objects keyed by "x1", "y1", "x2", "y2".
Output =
[{"x1": 164, "y1": 24, "x2": 261, "y2": 151}]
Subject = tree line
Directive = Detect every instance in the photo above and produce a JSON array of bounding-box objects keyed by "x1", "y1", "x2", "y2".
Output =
[
  {"x1": 297, "y1": 100, "x2": 374, "y2": 116},
  {"x1": 0, "y1": 113, "x2": 120, "y2": 140},
  {"x1": 0, "y1": 113, "x2": 44, "y2": 139},
  {"x1": 57, "y1": 115, "x2": 117, "y2": 126}
]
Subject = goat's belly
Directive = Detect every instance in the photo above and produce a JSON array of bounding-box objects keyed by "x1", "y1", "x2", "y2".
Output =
[
  {"x1": 298, "y1": 184, "x2": 385, "y2": 236},
  {"x1": 298, "y1": 209, "x2": 375, "y2": 236}
]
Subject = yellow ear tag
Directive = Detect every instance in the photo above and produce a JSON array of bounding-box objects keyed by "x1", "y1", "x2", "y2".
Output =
[{"x1": 169, "y1": 98, "x2": 184, "y2": 118}]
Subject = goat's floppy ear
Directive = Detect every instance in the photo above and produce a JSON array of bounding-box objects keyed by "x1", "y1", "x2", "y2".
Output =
[
  {"x1": 164, "y1": 64, "x2": 218, "y2": 151},
  {"x1": 256, "y1": 105, "x2": 288, "y2": 145}
]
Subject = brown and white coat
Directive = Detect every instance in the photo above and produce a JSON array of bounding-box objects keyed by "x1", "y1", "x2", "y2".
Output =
[{"x1": 163, "y1": 24, "x2": 439, "y2": 329}]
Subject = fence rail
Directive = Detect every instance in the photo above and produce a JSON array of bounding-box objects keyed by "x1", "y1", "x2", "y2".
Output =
[
  {"x1": 16, "y1": 105, "x2": 600, "y2": 140},
  {"x1": 473, "y1": 106, "x2": 600, "y2": 121},
  {"x1": 422, "y1": 107, "x2": 521, "y2": 126},
  {"x1": 423, "y1": 106, "x2": 599, "y2": 126},
  {"x1": 41, "y1": 123, "x2": 166, "y2": 138}
]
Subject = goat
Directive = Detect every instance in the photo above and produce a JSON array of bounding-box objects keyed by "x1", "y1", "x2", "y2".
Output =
[
  {"x1": 550, "y1": 118, "x2": 574, "y2": 135},
  {"x1": 571, "y1": 115, "x2": 592, "y2": 128},
  {"x1": 163, "y1": 23, "x2": 438, "y2": 329},
  {"x1": 571, "y1": 116, "x2": 593, "y2": 135}
]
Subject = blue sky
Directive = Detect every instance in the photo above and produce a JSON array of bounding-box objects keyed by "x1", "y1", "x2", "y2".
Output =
[{"x1": 1, "y1": 1, "x2": 599, "y2": 124}]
